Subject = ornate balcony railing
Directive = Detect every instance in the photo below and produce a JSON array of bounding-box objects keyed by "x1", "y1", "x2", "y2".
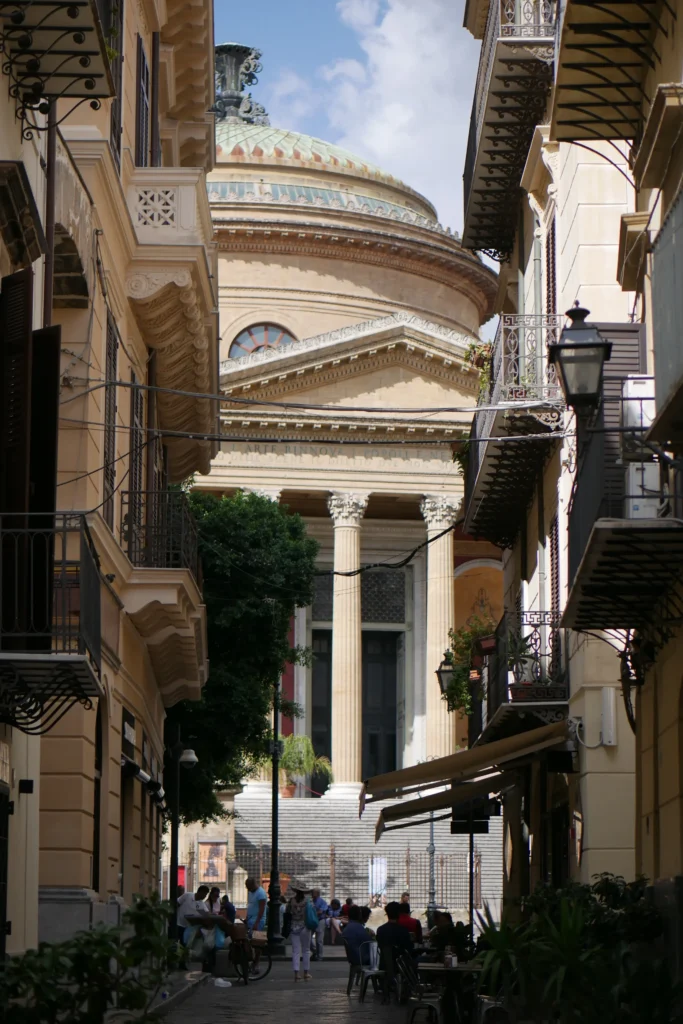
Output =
[
  {"x1": 470, "y1": 611, "x2": 568, "y2": 744},
  {"x1": 120, "y1": 490, "x2": 200, "y2": 583},
  {"x1": 0, "y1": 513, "x2": 102, "y2": 734},
  {"x1": 465, "y1": 313, "x2": 563, "y2": 525},
  {"x1": 463, "y1": 0, "x2": 556, "y2": 256}
]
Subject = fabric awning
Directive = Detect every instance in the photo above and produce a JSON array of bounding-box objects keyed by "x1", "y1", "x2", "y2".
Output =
[
  {"x1": 360, "y1": 719, "x2": 569, "y2": 814},
  {"x1": 374, "y1": 772, "x2": 514, "y2": 842}
]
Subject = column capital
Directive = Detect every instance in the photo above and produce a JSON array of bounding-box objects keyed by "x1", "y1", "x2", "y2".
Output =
[
  {"x1": 327, "y1": 492, "x2": 369, "y2": 527},
  {"x1": 420, "y1": 494, "x2": 460, "y2": 530}
]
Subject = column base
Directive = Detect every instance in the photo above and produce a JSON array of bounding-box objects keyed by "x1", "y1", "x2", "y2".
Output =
[{"x1": 322, "y1": 782, "x2": 364, "y2": 800}]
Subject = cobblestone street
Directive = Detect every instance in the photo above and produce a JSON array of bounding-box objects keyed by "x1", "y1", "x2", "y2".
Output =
[{"x1": 164, "y1": 961, "x2": 398, "y2": 1024}]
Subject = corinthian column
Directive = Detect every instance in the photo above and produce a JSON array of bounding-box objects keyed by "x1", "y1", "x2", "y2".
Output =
[
  {"x1": 326, "y1": 492, "x2": 369, "y2": 796},
  {"x1": 421, "y1": 495, "x2": 460, "y2": 759}
]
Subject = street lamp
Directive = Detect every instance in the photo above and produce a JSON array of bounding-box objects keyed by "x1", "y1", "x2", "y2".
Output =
[
  {"x1": 168, "y1": 727, "x2": 198, "y2": 939},
  {"x1": 267, "y1": 674, "x2": 284, "y2": 953},
  {"x1": 436, "y1": 652, "x2": 455, "y2": 695},
  {"x1": 548, "y1": 301, "x2": 612, "y2": 409}
]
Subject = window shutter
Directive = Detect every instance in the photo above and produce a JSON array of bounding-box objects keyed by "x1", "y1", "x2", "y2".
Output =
[
  {"x1": 0, "y1": 268, "x2": 34, "y2": 514},
  {"x1": 103, "y1": 312, "x2": 118, "y2": 529},
  {"x1": 549, "y1": 514, "x2": 560, "y2": 615},
  {"x1": 109, "y1": 0, "x2": 124, "y2": 169},
  {"x1": 128, "y1": 372, "x2": 145, "y2": 544},
  {"x1": 135, "y1": 35, "x2": 150, "y2": 167}
]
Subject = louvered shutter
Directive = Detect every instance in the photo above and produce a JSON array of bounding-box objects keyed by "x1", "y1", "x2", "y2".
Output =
[
  {"x1": 545, "y1": 217, "x2": 557, "y2": 316},
  {"x1": 0, "y1": 268, "x2": 34, "y2": 514},
  {"x1": 135, "y1": 35, "x2": 150, "y2": 167},
  {"x1": 109, "y1": 0, "x2": 124, "y2": 169},
  {"x1": 103, "y1": 312, "x2": 118, "y2": 529}
]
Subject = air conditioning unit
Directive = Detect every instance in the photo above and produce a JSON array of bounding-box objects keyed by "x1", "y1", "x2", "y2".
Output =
[
  {"x1": 625, "y1": 462, "x2": 661, "y2": 519},
  {"x1": 621, "y1": 376, "x2": 655, "y2": 461}
]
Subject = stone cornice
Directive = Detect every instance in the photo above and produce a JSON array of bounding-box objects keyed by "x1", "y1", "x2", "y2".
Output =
[{"x1": 213, "y1": 219, "x2": 498, "y2": 320}]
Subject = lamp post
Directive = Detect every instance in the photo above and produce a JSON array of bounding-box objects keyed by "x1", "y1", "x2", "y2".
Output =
[
  {"x1": 267, "y1": 674, "x2": 284, "y2": 952},
  {"x1": 548, "y1": 302, "x2": 612, "y2": 409},
  {"x1": 168, "y1": 727, "x2": 198, "y2": 940}
]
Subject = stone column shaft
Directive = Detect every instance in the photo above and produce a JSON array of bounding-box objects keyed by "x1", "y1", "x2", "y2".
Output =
[
  {"x1": 421, "y1": 495, "x2": 459, "y2": 760},
  {"x1": 328, "y1": 492, "x2": 369, "y2": 789}
]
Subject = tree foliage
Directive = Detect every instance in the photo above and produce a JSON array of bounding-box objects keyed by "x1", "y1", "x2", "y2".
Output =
[{"x1": 164, "y1": 491, "x2": 319, "y2": 823}]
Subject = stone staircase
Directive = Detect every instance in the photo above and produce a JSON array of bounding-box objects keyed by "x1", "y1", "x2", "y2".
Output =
[{"x1": 233, "y1": 794, "x2": 503, "y2": 920}]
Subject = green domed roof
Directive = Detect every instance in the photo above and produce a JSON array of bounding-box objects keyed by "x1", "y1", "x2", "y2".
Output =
[{"x1": 215, "y1": 121, "x2": 436, "y2": 219}]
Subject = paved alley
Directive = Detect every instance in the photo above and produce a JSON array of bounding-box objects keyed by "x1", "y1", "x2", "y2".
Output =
[{"x1": 164, "y1": 961, "x2": 398, "y2": 1024}]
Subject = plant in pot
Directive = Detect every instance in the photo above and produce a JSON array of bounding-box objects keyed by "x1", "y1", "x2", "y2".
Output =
[{"x1": 279, "y1": 734, "x2": 333, "y2": 797}]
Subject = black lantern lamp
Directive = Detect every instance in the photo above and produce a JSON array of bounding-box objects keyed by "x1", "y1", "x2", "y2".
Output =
[
  {"x1": 436, "y1": 652, "x2": 455, "y2": 695},
  {"x1": 548, "y1": 302, "x2": 612, "y2": 409}
]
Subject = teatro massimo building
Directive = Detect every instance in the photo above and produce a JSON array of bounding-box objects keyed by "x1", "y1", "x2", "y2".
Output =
[{"x1": 180, "y1": 44, "x2": 505, "y2": 912}]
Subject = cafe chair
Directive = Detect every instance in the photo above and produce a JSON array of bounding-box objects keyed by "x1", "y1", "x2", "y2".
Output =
[
  {"x1": 396, "y1": 952, "x2": 441, "y2": 1024},
  {"x1": 343, "y1": 940, "x2": 362, "y2": 995},
  {"x1": 358, "y1": 941, "x2": 384, "y2": 1002}
]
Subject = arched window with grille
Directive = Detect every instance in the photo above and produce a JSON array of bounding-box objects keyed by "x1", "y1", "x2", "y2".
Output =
[{"x1": 228, "y1": 323, "x2": 297, "y2": 359}]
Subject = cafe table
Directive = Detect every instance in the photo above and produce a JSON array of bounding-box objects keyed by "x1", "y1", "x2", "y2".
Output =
[{"x1": 417, "y1": 961, "x2": 482, "y2": 1022}]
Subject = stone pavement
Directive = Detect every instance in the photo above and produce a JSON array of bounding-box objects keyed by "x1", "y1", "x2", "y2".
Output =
[{"x1": 162, "y1": 960, "x2": 399, "y2": 1024}]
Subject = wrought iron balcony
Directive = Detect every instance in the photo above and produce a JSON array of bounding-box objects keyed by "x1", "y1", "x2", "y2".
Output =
[
  {"x1": 463, "y1": 0, "x2": 556, "y2": 258},
  {"x1": 650, "y1": 187, "x2": 683, "y2": 444},
  {"x1": 564, "y1": 377, "x2": 683, "y2": 651},
  {"x1": 469, "y1": 612, "x2": 569, "y2": 746},
  {"x1": 0, "y1": 0, "x2": 114, "y2": 138},
  {"x1": 120, "y1": 490, "x2": 200, "y2": 583},
  {"x1": 0, "y1": 513, "x2": 102, "y2": 734},
  {"x1": 463, "y1": 313, "x2": 563, "y2": 548}
]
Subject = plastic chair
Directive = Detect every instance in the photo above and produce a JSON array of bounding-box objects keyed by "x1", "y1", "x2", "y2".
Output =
[{"x1": 358, "y1": 940, "x2": 384, "y2": 1002}]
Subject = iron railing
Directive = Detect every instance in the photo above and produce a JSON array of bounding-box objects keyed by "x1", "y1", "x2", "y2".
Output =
[
  {"x1": 567, "y1": 381, "x2": 681, "y2": 583},
  {"x1": 120, "y1": 490, "x2": 199, "y2": 582},
  {"x1": 465, "y1": 0, "x2": 557, "y2": 209},
  {"x1": 472, "y1": 612, "x2": 568, "y2": 743},
  {"x1": 467, "y1": 314, "x2": 563, "y2": 496},
  {"x1": 0, "y1": 513, "x2": 101, "y2": 672}
]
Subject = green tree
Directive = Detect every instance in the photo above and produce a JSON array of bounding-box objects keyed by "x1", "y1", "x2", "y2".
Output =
[{"x1": 164, "y1": 491, "x2": 318, "y2": 823}]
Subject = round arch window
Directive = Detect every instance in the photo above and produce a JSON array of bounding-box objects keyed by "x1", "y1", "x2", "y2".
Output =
[{"x1": 229, "y1": 323, "x2": 297, "y2": 359}]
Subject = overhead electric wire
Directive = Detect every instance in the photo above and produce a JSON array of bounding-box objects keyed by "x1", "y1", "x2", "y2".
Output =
[{"x1": 59, "y1": 375, "x2": 563, "y2": 418}]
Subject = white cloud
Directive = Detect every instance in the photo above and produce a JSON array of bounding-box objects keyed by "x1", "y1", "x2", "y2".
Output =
[
  {"x1": 323, "y1": 0, "x2": 480, "y2": 230},
  {"x1": 260, "y1": 0, "x2": 480, "y2": 232}
]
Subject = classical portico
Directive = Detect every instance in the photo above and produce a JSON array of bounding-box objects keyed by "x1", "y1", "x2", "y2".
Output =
[{"x1": 196, "y1": 42, "x2": 503, "y2": 793}]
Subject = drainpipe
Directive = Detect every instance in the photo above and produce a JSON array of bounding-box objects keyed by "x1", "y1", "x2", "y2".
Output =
[{"x1": 43, "y1": 113, "x2": 57, "y2": 327}]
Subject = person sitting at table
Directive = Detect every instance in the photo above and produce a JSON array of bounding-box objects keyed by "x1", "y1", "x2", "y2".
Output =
[
  {"x1": 340, "y1": 897, "x2": 354, "y2": 920},
  {"x1": 360, "y1": 905, "x2": 375, "y2": 937},
  {"x1": 327, "y1": 898, "x2": 343, "y2": 944},
  {"x1": 342, "y1": 905, "x2": 370, "y2": 965},
  {"x1": 432, "y1": 912, "x2": 469, "y2": 957},
  {"x1": 376, "y1": 901, "x2": 415, "y2": 961},
  {"x1": 397, "y1": 901, "x2": 423, "y2": 943}
]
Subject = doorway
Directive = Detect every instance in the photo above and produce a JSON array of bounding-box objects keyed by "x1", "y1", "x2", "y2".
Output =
[
  {"x1": 0, "y1": 786, "x2": 8, "y2": 957},
  {"x1": 362, "y1": 632, "x2": 399, "y2": 779}
]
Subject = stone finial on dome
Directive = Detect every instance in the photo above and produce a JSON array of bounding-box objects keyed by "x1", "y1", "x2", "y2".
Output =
[{"x1": 212, "y1": 42, "x2": 270, "y2": 125}]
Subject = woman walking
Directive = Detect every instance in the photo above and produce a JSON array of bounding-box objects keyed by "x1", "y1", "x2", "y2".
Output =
[{"x1": 287, "y1": 880, "x2": 316, "y2": 982}]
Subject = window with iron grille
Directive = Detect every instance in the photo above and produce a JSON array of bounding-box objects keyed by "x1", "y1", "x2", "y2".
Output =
[
  {"x1": 312, "y1": 574, "x2": 333, "y2": 621},
  {"x1": 103, "y1": 312, "x2": 118, "y2": 529},
  {"x1": 546, "y1": 216, "x2": 557, "y2": 316},
  {"x1": 549, "y1": 514, "x2": 560, "y2": 615},
  {"x1": 108, "y1": 0, "x2": 124, "y2": 169},
  {"x1": 135, "y1": 35, "x2": 150, "y2": 167},
  {"x1": 361, "y1": 569, "x2": 406, "y2": 623}
]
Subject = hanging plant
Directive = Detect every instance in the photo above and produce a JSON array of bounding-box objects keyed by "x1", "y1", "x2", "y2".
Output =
[
  {"x1": 451, "y1": 438, "x2": 470, "y2": 476},
  {"x1": 442, "y1": 614, "x2": 496, "y2": 716}
]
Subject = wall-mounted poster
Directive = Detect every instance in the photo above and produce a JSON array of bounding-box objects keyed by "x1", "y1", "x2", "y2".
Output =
[{"x1": 198, "y1": 841, "x2": 227, "y2": 886}]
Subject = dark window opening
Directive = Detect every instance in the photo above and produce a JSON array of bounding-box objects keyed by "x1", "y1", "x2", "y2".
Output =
[
  {"x1": 135, "y1": 34, "x2": 150, "y2": 167},
  {"x1": 103, "y1": 312, "x2": 118, "y2": 529},
  {"x1": 311, "y1": 629, "x2": 332, "y2": 796},
  {"x1": 109, "y1": 0, "x2": 124, "y2": 168},
  {"x1": 362, "y1": 631, "x2": 398, "y2": 779}
]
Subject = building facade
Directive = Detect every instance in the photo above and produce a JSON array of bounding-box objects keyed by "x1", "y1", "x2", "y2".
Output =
[
  {"x1": 0, "y1": 0, "x2": 216, "y2": 949},
  {"x1": 547, "y1": 0, "x2": 683, "y2": 965},
  {"x1": 197, "y1": 43, "x2": 503, "y2": 789},
  {"x1": 458, "y1": 0, "x2": 642, "y2": 905}
]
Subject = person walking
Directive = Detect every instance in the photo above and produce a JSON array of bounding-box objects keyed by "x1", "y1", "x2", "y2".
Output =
[
  {"x1": 245, "y1": 877, "x2": 267, "y2": 934},
  {"x1": 310, "y1": 888, "x2": 328, "y2": 961},
  {"x1": 287, "y1": 880, "x2": 316, "y2": 982}
]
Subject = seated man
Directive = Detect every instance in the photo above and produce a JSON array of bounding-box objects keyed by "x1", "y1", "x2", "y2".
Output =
[
  {"x1": 376, "y1": 901, "x2": 415, "y2": 965},
  {"x1": 343, "y1": 905, "x2": 370, "y2": 965},
  {"x1": 397, "y1": 902, "x2": 423, "y2": 943}
]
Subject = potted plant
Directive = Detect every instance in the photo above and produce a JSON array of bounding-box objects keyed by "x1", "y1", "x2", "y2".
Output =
[{"x1": 278, "y1": 734, "x2": 333, "y2": 797}]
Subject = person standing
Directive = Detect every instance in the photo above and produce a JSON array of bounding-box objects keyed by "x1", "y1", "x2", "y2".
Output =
[
  {"x1": 206, "y1": 887, "x2": 221, "y2": 915},
  {"x1": 287, "y1": 880, "x2": 314, "y2": 982},
  {"x1": 220, "y1": 893, "x2": 236, "y2": 923},
  {"x1": 245, "y1": 877, "x2": 267, "y2": 934},
  {"x1": 310, "y1": 888, "x2": 328, "y2": 961}
]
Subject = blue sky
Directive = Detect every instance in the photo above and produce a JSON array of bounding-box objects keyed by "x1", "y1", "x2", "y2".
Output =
[{"x1": 213, "y1": 1, "x2": 481, "y2": 232}]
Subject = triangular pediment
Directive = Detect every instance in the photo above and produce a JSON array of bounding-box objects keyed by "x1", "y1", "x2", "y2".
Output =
[{"x1": 219, "y1": 312, "x2": 478, "y2": 385}]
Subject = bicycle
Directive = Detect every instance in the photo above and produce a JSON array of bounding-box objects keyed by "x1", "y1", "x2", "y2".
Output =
[{"x1": 231, "y1": 937, "x2": 273, "y2": 983}]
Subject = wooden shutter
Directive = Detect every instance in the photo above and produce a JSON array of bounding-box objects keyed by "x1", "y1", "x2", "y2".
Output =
[
  {"x1": 29, "y1": 326, "x2": 61, "y2": 517},
  {"x1": 103, "y1": 312, "x2": 118, "y2": 529},
  {"x1": 109, "y1": 0, "x2": 124, "y2": 168},
  {"x1": 549, "y1": 514, "x2": 560, "y2": 615},
  {"x1": 135, "y1": 35, "x2": 150, "y2": 167},
  {"x1": 545, "y1": 216, "x2": 557, "y2": 316},
  {"x1": 150, "y1": 31, "x2": 161, "y2": 167},
  {"x1": 0, "y1": 268, "x2": 34, "y2": 515},
  {"x1": 129, "y1": 372, "x2": 145, "y2": 537}
]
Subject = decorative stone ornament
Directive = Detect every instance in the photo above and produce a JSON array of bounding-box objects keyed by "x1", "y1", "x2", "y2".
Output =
[
  {"x1": 327, "y1": 493, "x2": 370, "y2": 527},
  {"x1": 420, "y1": 495, "x2": 461, "y2": 530}
]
